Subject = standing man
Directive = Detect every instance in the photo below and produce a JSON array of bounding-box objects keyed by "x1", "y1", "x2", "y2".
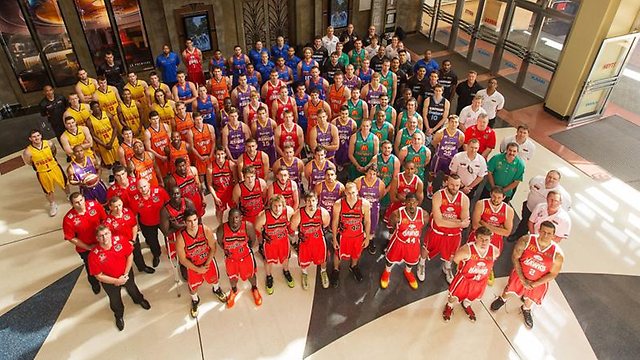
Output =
[
  {"x1": 172, "y1": 71, "x2": 198, "y2": 112},
  {"x1": 39, "y1": 85, "x2": 68, "y2": 145},
  {"x1": 463, "y1": 114, "x2": 496, "y2": 159},
  {"x1": 438, "y1": 60, "x2": 458, "y2": 101},
  {"x1": 97, "y1": 50, "x2": 125, "y2": 91},
  {"x1": 166, "y1": 158, "x2": 206, "y2": 218},
  {"x1": 144, "y1": 111, "x2": 171, "y2": 177},
  {"x1": 455, "y1": 70, "x2": 484, "y2": 115},
  {"x1": 309, "y1": 109, "x2": 340, "y2": 163},
  {"x1": 449, "y1": 138, "x2": 487, "y2": 199},
  {"x1": 380, "y1": 193, "x2": 428, "y2": 290},
  {"x1": 322, "y1": 26, "x2": 340, "y2": 55},
  {"x1": 217, "y1": 208, "x2": 262, "y2": 308},
  {"x1": 376, "y1": 140, "x2": 400, "y2": 211},
  {"x1": 413, "y1": 50, "x2": 439, "y2": 75},
  {"x1": 427, "y1": 115, "x2": 465, "y2": 197},
  {"x1": 206, "y1": 146, "x2": 237, "y2": 223},
  {"x1": 231, "y1": 165, "x2": 267, "y2": 224},
  {"x1": 442, "y1": 226, "x2": 499, "y2": 322},
  {"x1": 273, "y1": 144, "x2": 305, "y2": 191},
  {"x1": 348, "y1": 119, "x2": 379, "y2": 180},
  {"x1": 490, "y1": 221, "x2": 564, "y2": 329},
  {"x1": 355, "y1": 164, "x2": 386, "y2": 255},
  {"x1": 131, "y1": 179, "x2": 170, "y2": 267},
  {"x1": 67, "y1": 144, "x2": 108, "y2": 205},
  {"x1": 86, "y1": 101, "x2": 119, "y2": 180},
  {"x1": 422, "y1": 84, "x2": 450, "y2": 139},
  {"x1": 330, "y1": 182, "x2": 371, "y2": 287},
  {"x1": 237, "y1": 138, "x2": 270, "y2": 180},
  {"x1": 458, "y1": 95, "x2": 486, "y2": 131},
  {"x1": 89, "y1": 225, "x2": 150, "y2": 330},
  {"x1": 75, "y1": 68, "x2": 98, "y2": 104},
  {"x1": 268, "y1": 166, "x2": 300, "y2": 209},
  {"x1": 63, "y1": 192, "x2": 107, "y2": 294},
  {"x1": 176, "y1": 209, "x2": 228, "y2": 318},
  {"x1": 500, "y1": 125, "x2": 536, "y2": 163},
  {"x1": 311, "y1": 36, "x2": 329, "y2": 68},
  {"x1": 481, "y1": 142, "x2": 525, "y2": 202},
  {"x1": 305, "y1": 146, "x2": 336, "y2": 190},
  {"x1": 249, "y1": 40, "x2": 269, "y2": 67},
  {"x1": 528, "y1": 191, "x2": 572, "y2": 242},
  {"x1": 221, "y1": 107, "x2": 251, "y2": 160},
  {"x1": 23, "y1": 129, "x2": 69, "y2": 216},
  {"x1": 156, "y1": 44, "x2": 181, "y2": 89},
  {"x1": 229, "y1": 45, "x2": 251, "y2": 87},
  {"x1": 417, "y1": 174, "x2": 471, "y2": 284},
  {"x1": 182, "y1": 38, "x2": 205, "y2": 86},
  {"x1": 271, "y1": 36, "x2": 290, "y2": 61},
  {"x1": 117, "y1": 89, "x2": 144, "y2": 138},
  {"x1": 188, "y1": 112, "x2": 216, "y2": 186},
  {"x1": 339, "y1": 23, "x2": 359, "y2": 54},
  {"x1": 60, "y1": 116, "x2": 94, "y2": 159},
  {"x1": 476, "y1": 78, "x2": 504, "y2": 128},
  {"x1": 93, "y1": 77, "x2": 122, "y2": 121},
  {"x1": 274, "y1": 110, "x2": 304, "y2": 158}
]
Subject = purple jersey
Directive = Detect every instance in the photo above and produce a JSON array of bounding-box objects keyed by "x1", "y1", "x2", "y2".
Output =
[
  {"x1": 71, "y1": 156, "x2": 107, "y2": 204},
  {"x1": 255, "y1": 118, "x2": 277, "y2": 165},
  {"x1": 319, "y1": 181, "x2": 342, "y2": 220},
  {"x1": 226, "y1": 123, "x2": 246, "y2": 160},
  {"x1": 219, "y1": 110, "x2": 230, "y2": 129},
  {"x1": 358, "y1": 177, "x2": 381, "y2": 233},
  {"x1": 310, "y1": 160, "x2": 330, "y2": 188},
  {"x1": 283, "y1": 158, "x2": 302, "y2": 187},
  {"x1": 316, "y1": 124, "x2": 336, "y2": 160},
  {"x1": 436, "y1": 128, "x2": 463, "y2": 161},
  {"x1": 365, "y1": 83, "x2": 385, "y2": 107},
  {"x1": 235, "y1": 86, "x2": 253, "y2": 114},
  {"x1": 343, "y1": 75, "x2": 361, "y2": 90},
  {"x1": 334, "y1": 118, "x2": 355, "y2": 166}
]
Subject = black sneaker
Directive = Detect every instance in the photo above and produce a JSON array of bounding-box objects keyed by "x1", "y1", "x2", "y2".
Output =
[
  {"x1": 367, "y1": 241, "x2": 376, "y2": 255},
  {"x1": 91, "y1": 282, "x2": 101, "y2": 295},
  {"x1": 330, "y1": 269, "x2": 340, "y2": 288},
  {"x1": 283, "y1": 270, "x2": 295, "y2": 288},
  {"x1": 213, "y1": 287, "x2": 228, "y2": 303},
  {"x1": 490, "y1": 297, "x2": 506, "y2": 311},
  {"x1": 350, "y1": 265, "x2": 364, "y2": 282},
  {"x1": 115, "y1": 316, "x2": 125, "y2": 331},
  {"x1": 152, "y1": 256, "x2": 160, "y2": 267},
  {"x1": 190, "y1": 297, "x2": 200, "y2": 318},
  {"x1": 140, "y1": 266, "x2": 155, "y2": 274},
  {"x1": 522, "y1": 306, "x2": 534, "y2": 328},
  {"x1": 266, "y1": 275, "x2": 274, "y2": 295},
  {"x1": 139, "y1": 299, "x2": 151, "y2": 310}
]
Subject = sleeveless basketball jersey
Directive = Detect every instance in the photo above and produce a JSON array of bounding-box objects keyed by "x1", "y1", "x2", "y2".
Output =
[
  {"x1": 426, "y1": 96, "x2": 446, "y2": 129},
  {"x1": 239, "y1": 179, "x2": 264, "y2": 219},
  {"x1": 274, "y1": 97, "x2": 295, "y2": 125},
  {"x1": 196, "y1": 95, "x2": 216, "y2": 126},
  {"x1": 397, "y1": 172, "x2": 419, "y2": 198},
  {"x1": 310, "y1": 160, "x2": 329, "y2": 188},
  {"x1": 231, "y1": 55, "x2": 247, "y2": 77},
  {"x1": 235, "y1": 86, "x2": 253, "y2": 114},
  {"x1": 308, "y1": 77, "x2": 326, "y2": 100},
  {"x1": 399, "y1": 128, "x2": 424, "y2": 149},
  {"x1": 273, "y1": 180, "x2": 295, "y2": 208},
  {"x1": 184, "y1": 49, "x2": 203, "y2": 73},
  {"x1": 379, "y1": 71, "x2": 394, "y2": 98},
  {"x1": 120, "y1": 141, "x2": 135, "y2": 165},
  {"x1": 168, "y1": 142, "x2": 190, "y2": 173},
  {"x1": 245, "y1": 71, "x2": 259, "y2": 89},
  {"x1": 328, "y1": 84, "x2": 346, "y2": 114},
  {"x1": 191, "y1": 125, "x2": 213, "y2": 156},
  {"x1": 282, "y1": 158, "x2": 302, "y2": 186},
  {"x1": 295, "y1": 93, "x2": 309, "y2": 128},
  {"x1": 347, "y1": 99, "x2": 366, "y2": 127},
  {"x1": 226, "y1": 123, "x2": 246, "y2": 160},
  {"x1": 209, "y1": 77, "x2": 229, "y2": 108},
  {"x1": 431, "y1": 189, "x2": 463, "y2": 235},
  {"x1": 255, "y1": 119, "x2": 276, "y2": 164},
  {"x1": 479, "y1": 199, "x2": 507, "y2": 244},
  {"x1": 29, "y1": 141, "x2": 58, "y2": 173},
  {"x1": 152, "y1": 101, "x2": 175, "y2": 126},
  {"x1": 148, "y1": 84, "x2": 170, "y2": 103},
  {"x1": 263, "y1": 210, "x2": 289, "y2": 243},
  {"x1": 456, "y1": 242, "x2": 496, "y2": 282},
  {"x1": 319, "y1": 181, "x2": 342, "y2": 216},
  {"x1": 406, "y1": 145, "x2": 429, "y2": 180},
  {"x1": 373, "y1": 104, "x2": 394, "y2": 124},
  {"x1": 353, "y1": 131, "x2": 375, "y2": 167},
  {"x1": 148, "y1": 124, "x2": 170, "y2": 156},
  {"x1": 265, "y1": 81, "x2": 283, "y2": 109},
  {"x1": 124, "y1": 81, "x2": 147, "y2": 106},
  {"x1": 70, "y1": 156, "x2": 102, "y2": 188},
  {"x1": 66, "y1": 104, "x2": 91, "y2": 126},
  {"x1": 358, "y1": 67, "x2": 373, "y2": 85},
  {"x1": 89, "y1": 111, "x2": 116, "y2": 145},
  {"x1": 315, "y1": 124, "x2": 336, "y2": 159},
  {"x1": 391, "y1": 207, "x2": 426, "y2": 244},
  {"x1": 246, "y1": 103, "x2": 263, "y2": 125},
  {"x1": 164, "y1": 199, "x2": 187, "y2": 240},
  {"x1": 376, "y1": 154, "x2": 396, "y2": 187},
  {"x1": 306, "y1": 100, "x2": 323, "y2": 130},
  {"x1": 339, "y1": 198, "x2": 364, "y2": 237},
  {"x1": 299, "y1": 208, "x2": 323, "y2": 243},
  {"x1": 278, "y1": 123, "x2": 300, "y2": 152},
  {"x1": 119, "y1": 102, "x2": 142, "y2": 134},
  {"x1": 211, "y1": 160, "x2": 233, "y2": 191},
  {"x1": 176, "y1": 83, "x2": 194, "y2": 110},
  {"x1": 343, "y1": 75, "x2": 360, "y2": 91},
  {"x1": 435, "y1": 128, "x2": 463, "y2": 161},
  {"x1": 300, "y1": 59, "x2": 316, "y2": 82},
  {"x1": 222, "y1": 222, "x2": 251, "y2": 261},
  {"x1": 359, "y1": 177, "x2": 381, "y2": 209},
  {"x1": 172, "y1": 171, "x2": 204, "y2": 216},
  {"x1": 95, "y1": 88, "x2": 118, "y2": 117},
  {"x1": 77, "y1": 79, "x2": 96, "y2": 99},
  {"x1": 398, "y1": 111, "x2": 421, "y2": 130},
  {"x1": 181, "y1": 225, "x2": 210, "y2": 266},
  {"x1": 131, "y1": 152, "x2": 158, "y2": 187},
  {"x1": 335, "y1": 118, "x2": 355, "y2": 165},
  {"x1": 209, "y1": 57, "x2": 227, "y2": 75},
  {"x1": 64, "y1": 129, "x2": 95, "y2": 158},
  {"x1": 242, "y1": 151, "x2": 266, "y2": 179},
  {"x1": 520, "y1": 235, "x2": 559, "y2": 281},
  {"x1": 372, "y1": 121, "x2": 392, "y2": 142},
  {"x1": 350, "y1": 49, "x2": 366, "y2": 69},
  {"x1": 365, "y1": 84, "x2": 384, "y2": 107},
  {"x1": 174, "y1": 112, "x2": 194, "y2": 141}
]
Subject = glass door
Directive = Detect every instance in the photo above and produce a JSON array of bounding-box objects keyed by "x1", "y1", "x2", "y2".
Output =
[
  {"x1": 420, "y1": 0, "x2": 437, "y2": 38},
  {"x1": 497, "y1": 6, "x2": 536, "y2": 83},
  {"x1": 435, "y1": 0, "x2": 458, "y2": 46},
  {"x1": 454, "y1": 0, "x2": 482, "y2": 57},
  {"x1": 470, "y1": 0, "x2": 505, "y2": 70}
]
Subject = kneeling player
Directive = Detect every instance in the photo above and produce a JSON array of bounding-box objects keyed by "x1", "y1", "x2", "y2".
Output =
[
  {"x1": 443, "y1": 226, "x2": 499, "y2": 322},
  {"x1": 217, "y1": 208, "x2": 262, "y2": 308},
  {"x1": 254, "y1": 195, "x2": 295, "y2": 294},
  {"x1": 381, "y1": 194, "x2": 428, "y2": 289},
  {"x1": 176, "y1": 209, "x2": 227, "y2": 318},
  {"x1": 290, "y1": 192, "x2": 331, "y2": 289}
]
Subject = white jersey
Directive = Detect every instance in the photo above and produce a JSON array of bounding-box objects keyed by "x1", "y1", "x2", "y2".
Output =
[
  {"x1": 477, "y1": 89, "x2": 504, "y2": 119},
  {"x1": 449, "y1": 151, "x2": 488, "y2": 187},
  {"x1": 500, "y1": 135, "x2": 536, "y2": 162},
  {"x1": 322, "y1": 35, "x2": 339, "y2": 55},
  {"x1": 458, "y1": 105, "x2": 487, "y2": 130},
  {"x1": 526, "y1": 175, "x2": 572, "y2": 211},
  {"x1": 530, "y1": 203, "x2": 572, "y2": 241}
]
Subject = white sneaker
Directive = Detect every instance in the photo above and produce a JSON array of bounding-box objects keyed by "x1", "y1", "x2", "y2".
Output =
[
  {"x1": 442, "y1": 264, "x2": 454, "y2": 284},
  {"x1": 417, "y1": 263, "x2": 426, "y2": 282},
  {"x1": 49, "y1": 202, "x2": 58, "y2": 217}
]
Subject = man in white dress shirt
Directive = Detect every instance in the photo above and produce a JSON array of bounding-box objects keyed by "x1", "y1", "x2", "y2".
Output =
[
  {"x1": 476, "y1": 78, "x2": 504, "y2": 128},
  {"x1": 322, "y1": 26, "x2": 339, "y2": 55},
  {"x1": 458, "y1": 95, "x2": 487, "y2": 131},
  {"x1": 500, "y1": 125, "x2": 536, "y2": 163},
  {"x1": 449, "y1": 138, "x2": 487, "y2": 198},
  {"x1": 529, "y1": 191, "x2": 572, "y2": 242}
]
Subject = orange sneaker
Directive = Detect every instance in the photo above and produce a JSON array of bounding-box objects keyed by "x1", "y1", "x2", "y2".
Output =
[
  {"x1": 380, "y1": 269, "x2": 391, "y2": 289},
  {"x1": 404, "y1": 270, "x2": 418, "y2": 290},
  {"x1": 226, "y1": 289, "x2": 237, "y2": 309},
  {"x1": 251, "y1": 287, "x2": 262, "y2": 306}
]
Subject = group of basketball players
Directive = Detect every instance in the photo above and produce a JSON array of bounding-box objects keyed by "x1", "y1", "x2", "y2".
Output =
[{"x1": 24, "y1": 35, "x2": 568, "y2": 331}]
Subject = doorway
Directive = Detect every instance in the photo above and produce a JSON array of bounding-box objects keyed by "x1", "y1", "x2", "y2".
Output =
[{"x1": 241, "y1": 0, "x2": 292, "y2": 50}]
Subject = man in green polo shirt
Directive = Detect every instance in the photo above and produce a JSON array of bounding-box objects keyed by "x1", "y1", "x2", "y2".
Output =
[{"x1": 481, "y1": 142, "x2": 525, "y2": 202}]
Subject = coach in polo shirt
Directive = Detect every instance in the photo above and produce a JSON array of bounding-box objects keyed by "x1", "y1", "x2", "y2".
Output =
[{"x1": 480, "y1": 142, "x2": 525, "y2": 202}]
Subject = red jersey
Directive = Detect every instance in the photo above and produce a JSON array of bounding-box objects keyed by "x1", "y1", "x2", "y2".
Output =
[
  {"x1": 456, "y1": 242, "x2": 496, "y2": 282},
  {"x1": 172, "y1": 171, "x2": 205, "y2": 217},
  {"x1": 479, "y1": 199, "x2": 507, "y2": 244},
  {"x1": 431, "y1": 189, "x2": 463, "y2": 235},
  {"x1": 210, "y1": 160, "x2": 234, "y2": 192},
  {"x1": 239, "y1": 179, "x2": 265, "y2": 221},
  {"x1": 273, "y1": 180, "x2": 295, "y2": 208},
  {"x1": 274, "y1": 97, "x2": 295, "y2": 125},
  {"x1": 520, "y1": 235, "x2": 559, "y2": 282},
  {"x1": 338, "y1": 198, "x2": 364, "y2": 238},
  {"x1": 106, "y1": 177, "x2": 138, "y2": 210},
  {"x1": 209, "y1": 77, "x2": 229, "y2": 108},
  {"x1": 263, "y1": 210, "x2": 290, "y2": 242},
  {"x1": 88, "y1": 235, "x2": 133, "y2": 277},
  {"x1": 120, "y1": 141, "x2": 135, "y2": 164},
  {"x1": 222, "y1": 221, "x2": 251, "y2": 261},
  {"x1": 265, "y1": 81, "x2": 283, "y2": 112},
  {"x1": 278, "y1": 123, "x2": 300, "y2": 151},
  {"x1": 464, "y1": 125, "x2": 496, "y2": 154},
  {"x1": 390, "y1": 207, "x2": 425, "y2": 245},
  {"x1": 184, "y1": 49, "x2": 203, "y2": 73},
  {"x1": 328, "y1": 84, "x2": 346, "y2": 114},
  {"x1": 181, "y1": 225, "x2": 210, "y2": 266},
  {"x1": 246, "y1": 103, "x2": 264, "y2": 124},
  {"x1": 164, "y1": 198, "x2": 187, "y2": 240},
  {"x1": 242, "y1": 151, "x2": 266, "y2": 179},
  {"x1": 174, "y1": 112, "x2": 194, "y2": 141},
  {"x1": 131, "y1": 152, "x2": 159, "y2": 187},
  {"x1": 63, "y1": 200, "x2": 107, "y2": 253},
  {"x1": 299, "y1": 208, "x2": 324, "y2": 242},
  {"x1": 131, "y1": 186, "x2": 170, "y2": 226},
  {"x1": 104, "y1": 208, "x2": 137, "y2": 241},
  {"x1": 168, "y1": 141, "x2": 190, "y2": 173},
  {"x1": 397, "y1": 173, "x2": 419, "y2": 197}
]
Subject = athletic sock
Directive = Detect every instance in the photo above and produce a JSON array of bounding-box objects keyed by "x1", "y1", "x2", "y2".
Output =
[
  {"x1": 404, "y1": 266, "x2": 412, "y2": 272},
  {"x1": 419, "y1": 257, "x2": 426, "y2": 266},
  {"x1": 301, "y1": 268, "x2": 308, "y2": 274},
  {"x1": 462, "y1": 299, "x2": 471, "y2": 307},
  {"x1": 385, "y1": 265, "x2": 392, "y2": 272},
  {"x1": 190, "y1": 293, "x2": 199, "y2": 301},
  {"x1": 251, "y1": 285, "x2": 258, "y2": 290},
  {"x1": 232, "y1": 286, "x2": 237, "y2": 292}
]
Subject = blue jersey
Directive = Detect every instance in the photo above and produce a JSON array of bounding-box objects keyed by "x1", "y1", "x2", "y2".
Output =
[
  {"x1": 271, "y1": 44, "x2": 290, "y2": 61},
  {"x1": 295, "y1": 93, "x2": 309, "y2": 130},
  {"x1": 256, "y1": 61, "x2": 275, "y2": 85},
  {"x1": 308, "y1": 77, "x2": 327, "y2": 100},
  {"x1": 299, "y1": 59, "x2": 317, "y2": 83},
  {"x1": 285, "y1": 55, "x2": 301, "y2": 81},
  {"x1": 155, "y1": 52, "x2": 180, "y2": 83},
  {"x1": 249, "y1": 49, "x2": 268, "y2": 66},
  {"x1": 209, "y1": 57, "x2": 227, "y2": 76},
  {"x1": 197, "y1": 95, "x2": 216, "y2": 126},
  {"x1": 358, "y1": 68, "x2": 374, "y2": 86},
  {"x1": 176, "y1": 82, "x2": 194, "y2": 111}
]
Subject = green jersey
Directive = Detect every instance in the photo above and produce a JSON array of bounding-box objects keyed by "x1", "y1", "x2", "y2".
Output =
[
  {"x1": 398, "y1": 111, "x2": 423, "y2": 130},
  {"x1": 348, "y1": 99, "x2": 366, "y2": 127},
  {"x1": 349, "y1": 49, "x2": 366, "y2": 69},
  {"x1": 373, "y1": 104, "x2": 394, "y2": 124},
  {"x1": 371, "y1": 120, "x2": 392, "y2": 142},
  {"x1": 405, "y1": 145, "x2": 429, "y2": 181},
  {"x1": 399, "y1": 128, "x2": 425, "y2": 150},
  {"x1": 379, "y1": 70, "x2": 394, "y2": 98}
]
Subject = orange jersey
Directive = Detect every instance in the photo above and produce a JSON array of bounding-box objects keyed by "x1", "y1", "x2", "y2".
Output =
[
  {"x1": 328, "y1": 84, "x2": 346, "y2": 114},
  {"x1": 174, "y1": 112, "x2": 194, "y2": 141},
  {"x1": 168, "y1": 141, "x2": 190, "y2": 173},
  {"x1": 131, "y1": 152, "x2": 158, "y2": 187},
  {"x1": 208, "y1": 77, "x2": 229, "y2": 108}
]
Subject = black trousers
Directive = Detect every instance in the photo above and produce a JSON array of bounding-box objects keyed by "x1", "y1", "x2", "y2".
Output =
[
  {"x1": 132, "y1": 235, "x2": 149, "y2": 270},
  {"x1": 101, "y1": 270, "x2": 145, "y2": 318},
  {"x1": 511, "y1": 200, "x2": 532, "y2": 240},
  {"x1": 78, "y1": 251, "x2": 100, "y2": 289},
  {"x1": 139, "y1": 223, "x2": 161, "y2": 258}
]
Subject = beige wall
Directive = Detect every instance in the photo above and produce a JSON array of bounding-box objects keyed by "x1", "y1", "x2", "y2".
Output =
[
  {"x1": 545, "y1": 0, "x2": 640, "y2": 117},
  {"x1": 396, "y1": 0, "x2": 421, "y2": 33}
]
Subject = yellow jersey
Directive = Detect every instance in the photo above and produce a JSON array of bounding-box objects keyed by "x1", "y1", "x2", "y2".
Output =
[
  {"x1": 148, "y1": 83, "x2": 171, "y2": 103},
  {"x1": 66, "y1": 104, "x2": 92, "y2": 126},
  {"x1": 152, "y1": 101, "x2": 175, "y2": 127},
  {"x1": 89, "y1": 111, "x2": 116, "y2": 144},
  {"x1": 77, "y1": 79, "x2": 97, "y2": 99},
  {"x1": 124, "y1": 81, "x2": 148, "y2": 108},
  {"x1": 95, "y1": 87, "x2": 119, "y2": 117},
  {"x1": 29, "y1": 141, "x2": 58, "y2": 173},
  {"x1": 119, "y1": 101, "x2": 142, "y2": 134},
  {"x1": 64, "y1": 128, "x2": 94, "y2": 158}
]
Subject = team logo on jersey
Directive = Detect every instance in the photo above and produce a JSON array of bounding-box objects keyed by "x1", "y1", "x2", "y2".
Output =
[
  {"x1": 533, "y1": 254, "x2": 544, "y2": 261},
  {"x1": 124, "y1": 214, "x2": 130, "y2": 221},
  {"x1": 89, "y1": 209, "x2": 97, "y2": 216},
  {"x1": 490, "y1": 215, "x2": 498, "y2": 222},
  {"x1": 99, "y1": 253, "x2": 106, "y2": 262},
  {"x1": 152, "y1": 196, "x2": 160, "y2": 203},
  {"x1": 446, "y1": 206, "x2": 455, "y2": 212},
  {"x1": 114, "y1": 243, "x2": 123, "y2": 251}
]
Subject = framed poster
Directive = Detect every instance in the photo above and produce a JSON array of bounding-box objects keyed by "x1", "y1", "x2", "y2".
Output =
[
  {"x1": 330, "y1": 0, "x2": 349, "y2": 29},
  {"x1": 184, "y1": 13, "x2": 212, "y2": 52}
]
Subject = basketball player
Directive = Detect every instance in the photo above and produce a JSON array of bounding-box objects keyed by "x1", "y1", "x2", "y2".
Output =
[
  {"x1": 187, "y1": 112, "x2": 215, "y2": 186},
  {"x1": 231, "y1": 165, "x2": 268, "y2": 224},
  {"x1": 86, "y1": 101, "x2": 119, "y2": 181},
  {"x1": 63, "y1": 93, "x2": 91, "y2": 127},
  {"x1": 376, "y1": 140, "x2": 400, "y2": 210},
  {"x1": 237, "y1": 138, "x2": 270, "y2": 180},
  {"x1": 134, "y1": 137, "x2": 164, "y2": 188},
  {"x1": 228, "y1": 45, "x2": 251, "y2": 87},
  {"x1": 251, "y1": 106, "x2": 277, "y2": 165},
  {"x1": 262, "y1": 70, "x2": 287, "y2": 114},
  {"x1": 117, "y1": 89, "x2": 144, "y2": 138},
  {"x1": 380, "y1": 193, "x2": 428, "y2": 289},
  {"x1": 347, "y1": 118, "x2": 379, "y2": 180},
  {"x1": 23, "y1": 129, "x2": 69, "y2": 216},
  {"x1": 305, "y1": 145, "x2": 337, "y2": 190},
  {"x1": 165, "y1": 158, "x2": 205, "y2": 218},
  {"x1": 347, "y1": 87, "x2": 369, "y2": 128},
  {"x1": 222, "y1": 107, "x2": 251, "y2": 160},
  {"x1": 243, "y1": 90, "x2": 269, "y2": 125},
  {"x1": 93, "y1": 76, "x2": 121, "y2": 119},
  {"x1": 172, "y1": 71, "x2": 198, "y2": 111},
  {"x1": 207, "y1": 66, "x2": 230, "y2": 110},
  {"x1": 176, "y1": 209, "x2": 228, "y2": 318},
  {"x1": 383, "y1": 159, "x2": 424, "y2": 224},
  {"x1": 327, "y1": 71, "x2": 351, "y2": 115},
  {"x1": 309, "y1": 109, "x2": 339, "y2": 163},
  {"x1": 206, "y1": 146, "x2": 237, "y2": 223},
  {"x1": 274, "y1": 110, "x2": 304, "y2": 158},
  {"x1": 60, "y1": 116, "x2": 94, "y2": 159},
  {"x1": 332, "y1": 105, "x2": 357, "y2": 168},
  {"x1": 422, "y1": 84, "x2": 450, "y2": 138},
  {"x1": 360, "y1": 72, "x2": 387, "y2": 108},
  {"x1": 75, "y1": 68, "x2": 98, "y2": 104},
  {"x1": 165, "y1": 131, "x2": 191, "y2": 174},
  {"x1": 193, "y1": 86, "x2": 220, "y2": 131},
  {"x1": 182, "y1": 38, "x2": 205, "y2": 86},
  {"x1": 67, "y1": 144, "x2": 107, "y2": 205},
  {"x1": 330, "y1": 182, "x2": 372, "y2": 287},
  {"x1": 159, "y1": 186, "x2": 196, "y2": 279},
  {"x1": 355, "y1": 164, "x2": 386, "y2": 254},
  {"x1": 398, "y1": 131, "x2": 431, "y2": 186},
  {"x1": 123, "y1": 72, "x2": 149, "y2": 124},
  {"x1": 427, "y1": 115, "x2": 464, "y2": 198},
  {"x1": 271, "y1": 85, "x2": 297, "y2": 125},
  {"x1": 371, "y1": 109, "x2": 394, "y2": 143},
  {"x1": 230, "y1": 73, "x2": 254, "y2": 116},
  {"x1": 273, "y1": 144, "x2": 304, "y2": 192},
  {"x1": 267, "y1": 167, "x2": 300, "y2": 209},
  {"x1": 315, "y1": 167, "x2": 345, "y2": 224}
]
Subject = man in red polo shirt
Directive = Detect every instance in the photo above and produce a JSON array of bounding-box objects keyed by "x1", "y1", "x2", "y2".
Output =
[
  {"x1": 105, "y1": 196, "x2": 155, "y2": 274},
  {"x1": 89, "y1": 225, "x2": 150, "y2": 331},
  {"x1": 464, "y1": 113, "x2": 495, "y2": 159},
  {"x1": 106, "y1": 164, "x2": 138, "y2": 209},
  {"x1": 63, "y1": 192, "x2": 107, "y2": 294},
  {"x1": 131, "y1": 178, "x2": 170, "y2": 267}
]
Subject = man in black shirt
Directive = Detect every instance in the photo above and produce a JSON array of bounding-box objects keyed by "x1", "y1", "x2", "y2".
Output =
[
  {"x1": 406, "y1": 67, "x2": 428, "y2": 106},
  {"x1": 97, "y1": 50, "x2": 125, "y2": 92},
  {"x1": 438, "y1": 59, "x2": 458, "y2": 101},
  {"x1": 39, "y1": 85, "x2": 68, "y2": 145},
  {"x1": 370, "y1": 47, "x2": 387, "y2": 73},
  {"x1": 311, "y1": 36, "x2": 329, "y2": 68},
  {"x1": 362, "y1": 25, "x2": 378, "y2": 47},
  {"x1": 455, "y1": 70, "x2": 484, "y2": 114},
  {"x1": 323, "y1": 52, "x2": 345, "y2": 84},
  {"x1": 390, "y1": 57, "x2": 408, "y2": 94},
  {"x1": 398, "y1": 49, "x2": 414, "y2": 77},
  {"x1": 339, "y1": 23, "x2": 359, "y2": 54}
]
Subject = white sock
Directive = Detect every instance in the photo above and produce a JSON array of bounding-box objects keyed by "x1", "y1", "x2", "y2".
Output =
[
  {"x1": 385, "y1": 265, "x2": 392, "y2": 272},
  {"x1": 190, "y1": 293, "x2": 199, "y2": 301},
  {"x1": 302, "y1": 268, "x2": 308, "y2": 274},
  {"x1": 462, "y1": 299, "x2": 471, "y2": 307},
  {"x1": 443, "y1": 260, "x2": 452, "y2": 270},
  {"x1": 419, "y1": 257, "x2": 426, "y2": 266}
]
